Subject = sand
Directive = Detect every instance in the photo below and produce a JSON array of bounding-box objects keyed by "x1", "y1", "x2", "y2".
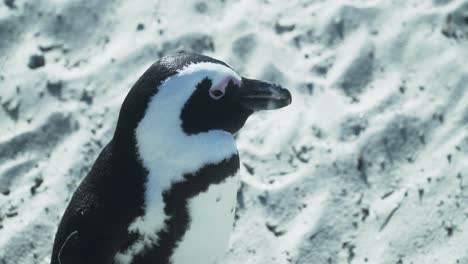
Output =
[{"x1": 0, "y1": 0, "x2": 467, "y2": 263}]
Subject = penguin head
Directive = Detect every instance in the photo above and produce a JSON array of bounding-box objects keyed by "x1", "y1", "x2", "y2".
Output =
[
  {"x1": 114, "y1": 53, "x2": 291, "y2": 143},
  {"x1": 180, "y1": 63, "x2": 291, "y2": 135}
]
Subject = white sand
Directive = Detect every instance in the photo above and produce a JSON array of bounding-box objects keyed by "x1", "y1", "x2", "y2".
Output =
[{"x1": 1, "y1": 0, "x2": 467, "y2": 263}]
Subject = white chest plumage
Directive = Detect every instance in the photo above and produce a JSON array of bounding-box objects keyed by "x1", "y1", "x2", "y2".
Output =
[
  {"x1": 170, "y1": 173, "x2": 240, "y2": 264},
  {"x1": 114, "y1": 62, "x2": 242, "y2": 264}
]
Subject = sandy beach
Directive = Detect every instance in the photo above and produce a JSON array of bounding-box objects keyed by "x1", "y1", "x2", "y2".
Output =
[{"x1": 0, "y1": 0, "x2": 467, "y2": 263}]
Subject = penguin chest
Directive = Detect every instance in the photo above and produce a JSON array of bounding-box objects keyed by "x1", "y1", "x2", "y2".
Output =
[{"x1": 170, "y1": 174, "x2": 240, "y2": 264}]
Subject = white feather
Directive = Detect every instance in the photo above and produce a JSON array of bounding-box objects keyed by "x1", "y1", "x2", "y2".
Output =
[{"x1": 170, "y1": 174, "x2": 240, "y2": 264}]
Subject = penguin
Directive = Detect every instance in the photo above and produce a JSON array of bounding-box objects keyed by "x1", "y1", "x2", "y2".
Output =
[{"x1": 50, "y1": 52, "x2": 292, "y2": 264}]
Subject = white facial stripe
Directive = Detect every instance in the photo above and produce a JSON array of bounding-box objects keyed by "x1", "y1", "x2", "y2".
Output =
[
  {"x1": 114, "y1": 62, "x2": 240, "y2": 264},
  {"x1": 178, "y1": 62, "x2": 241, "y2": 83}
]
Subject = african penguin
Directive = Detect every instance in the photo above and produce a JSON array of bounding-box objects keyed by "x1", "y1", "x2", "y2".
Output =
[{"x1": 50, "y1": 52, "x2": 292, "y2": 264}]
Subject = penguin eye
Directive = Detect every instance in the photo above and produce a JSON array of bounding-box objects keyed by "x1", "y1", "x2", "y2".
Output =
[
  {"x1": 208, "y1": 76, "x2": 240, "y2": 100},
  {"x1": 209, "y1": 89, "x2": 225, "y2": 100}
]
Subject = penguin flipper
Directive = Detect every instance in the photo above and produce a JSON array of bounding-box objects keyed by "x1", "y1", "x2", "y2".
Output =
[{"x1": 58, "y1": 231, "x2": 86, "y2": 264}]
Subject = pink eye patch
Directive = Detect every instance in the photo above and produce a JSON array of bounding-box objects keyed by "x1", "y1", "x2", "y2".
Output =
[{"x1": 209, "y1": 76, "x2": 241, "y2": 100}]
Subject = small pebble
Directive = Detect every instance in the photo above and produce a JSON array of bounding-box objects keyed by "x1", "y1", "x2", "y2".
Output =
[
  {"x1": 4, "y1": 0, "x2": 15, "y2": 9},
  {"x1": 28, "y1": 54, "x2": 46, "y2": 69},
  {"x1": 136, "y1": 23, "x2": 145, "y2": 31}
]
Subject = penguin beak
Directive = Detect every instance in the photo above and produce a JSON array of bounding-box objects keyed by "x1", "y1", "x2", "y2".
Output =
[{"x1": 237, "y1": 77, "x2": 292, "y2": 111}]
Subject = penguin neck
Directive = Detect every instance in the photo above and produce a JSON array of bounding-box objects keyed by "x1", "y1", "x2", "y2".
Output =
[
  {"x1": 136, "y1": 123, "x2": 238, "y2": 190},
  {"x1": 131, "y1": 111, "x2": 238, "y2": 235}
]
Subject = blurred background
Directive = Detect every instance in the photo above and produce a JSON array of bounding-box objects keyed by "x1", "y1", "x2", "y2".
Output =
[{"x1": 0, "y1": 0, "x2": 467, "y2": 263}]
